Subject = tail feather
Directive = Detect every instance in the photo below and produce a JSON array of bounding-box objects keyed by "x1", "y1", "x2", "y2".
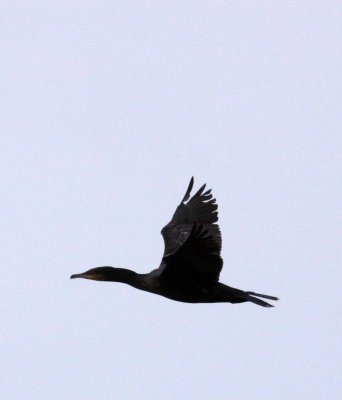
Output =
[
  {"x1": 245, "y1": 291, "x2": 279, "y2": 308},
  {"x1": 246, "y1": 291, "x2": 279, "y2": 301},
  {"x1": 247, "y1": 295, "x2": 274, "y2": 308}
]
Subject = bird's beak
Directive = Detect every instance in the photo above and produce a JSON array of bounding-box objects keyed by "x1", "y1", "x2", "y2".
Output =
[
  {"x1": 70, "y1": 272, "x2": 87, "y2": 279},
  {"x1": 70, "y1": 272, "x2": 101, "y2": 280}
]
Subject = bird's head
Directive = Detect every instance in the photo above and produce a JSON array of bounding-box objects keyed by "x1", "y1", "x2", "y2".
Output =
[
  {"x1": 70, "y1": 266, "x2": 136, "y2": 283},
  {"x1": 70, "y1": 266, "x2": 114, "y2": 281}
]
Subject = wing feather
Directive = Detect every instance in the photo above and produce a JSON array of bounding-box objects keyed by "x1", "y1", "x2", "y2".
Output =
[{"x1": 159, "y1": 178, "x2": 223, "y2": 283}]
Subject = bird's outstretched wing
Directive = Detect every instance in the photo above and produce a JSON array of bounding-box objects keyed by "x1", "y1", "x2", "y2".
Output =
[{"x1": 159, "y1": 177, "x2": 223, "y2": 284}]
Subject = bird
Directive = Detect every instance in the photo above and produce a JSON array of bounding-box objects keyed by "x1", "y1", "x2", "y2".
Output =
[{"x1": 71, "y1": 177, "x2": 278, "y2": 307}]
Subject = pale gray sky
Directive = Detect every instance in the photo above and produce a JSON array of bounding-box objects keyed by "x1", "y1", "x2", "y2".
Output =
[{"x1": 1, "y1": 2, "x2": 341, "y2": 399}]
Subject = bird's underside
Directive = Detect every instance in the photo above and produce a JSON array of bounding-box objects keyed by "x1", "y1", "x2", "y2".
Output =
[
  {"x1": 130, "y1": 269, "x2": 277, "y2": 307},
  {"x1": 71, "y1": 177, "x2": 278, "y2": 307}
]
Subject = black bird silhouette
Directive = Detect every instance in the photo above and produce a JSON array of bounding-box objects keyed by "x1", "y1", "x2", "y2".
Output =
[{"x1": 71, "y1": 178, "x2": 278, "y2": 307}]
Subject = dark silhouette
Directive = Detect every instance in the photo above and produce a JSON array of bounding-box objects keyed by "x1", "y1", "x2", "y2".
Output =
[{"x1": 71, "y1": 178, "x2": 278, "y2": 307}]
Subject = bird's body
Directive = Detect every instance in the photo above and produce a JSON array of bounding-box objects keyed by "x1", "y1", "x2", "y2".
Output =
[{"x1": 71, "y1": 178, "x2": 278, "y2": 307}]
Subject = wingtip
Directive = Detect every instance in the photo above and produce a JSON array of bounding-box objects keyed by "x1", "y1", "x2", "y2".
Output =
[{"x1": 181, "y1": 176, "x2": 195, "y2": 203}]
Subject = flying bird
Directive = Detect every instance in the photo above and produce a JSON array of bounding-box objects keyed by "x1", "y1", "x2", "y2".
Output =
[{"x1": 71, "y1": 177, "x2": 278, "y2": 307}]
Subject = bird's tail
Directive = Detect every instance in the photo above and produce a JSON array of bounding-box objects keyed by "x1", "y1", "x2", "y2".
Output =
[{"x1": 245, "y1": 291, "x2": 279, "y2": 308}]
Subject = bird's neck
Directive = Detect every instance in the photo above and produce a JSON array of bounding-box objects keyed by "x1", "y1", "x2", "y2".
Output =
[{"x1": 104, "y1": 267, "x2": 140, "y2": 286}]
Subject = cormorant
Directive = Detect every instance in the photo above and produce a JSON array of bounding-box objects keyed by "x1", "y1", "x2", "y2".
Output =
[{"x1": 71, "y1": 177, "x2": 278, "y2": 307}]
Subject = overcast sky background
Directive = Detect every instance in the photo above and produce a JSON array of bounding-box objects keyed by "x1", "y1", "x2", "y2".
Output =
[{"x1": 1, "y1": 2, "x2": 341, "y2": 399}]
